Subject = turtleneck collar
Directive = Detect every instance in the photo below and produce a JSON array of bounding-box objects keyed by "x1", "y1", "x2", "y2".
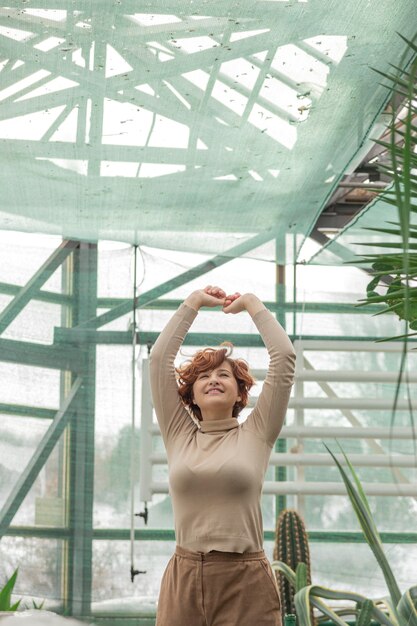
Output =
[{"x1": 199, "y1": 417, "x2": 239, "y2": 433}]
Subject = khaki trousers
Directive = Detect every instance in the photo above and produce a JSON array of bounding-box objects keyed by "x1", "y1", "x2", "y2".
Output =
[{"x1": 156, "y1": 545, "x2": 282, "y2": 626}]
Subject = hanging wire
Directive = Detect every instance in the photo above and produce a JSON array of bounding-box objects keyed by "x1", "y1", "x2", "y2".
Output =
[
  {"x1": 130, "y1": 244, "x2": 138, "y2": 581},
  {"x1": 129, "y1": 244, "x2": 147, "y2": 582}
]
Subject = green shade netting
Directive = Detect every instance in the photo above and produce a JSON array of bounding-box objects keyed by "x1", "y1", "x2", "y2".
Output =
[
  {"x1": 0, "y1": 1, "x2": 416, "y2": 261},
  {"x1": 304, "y1": 184, "x2": 417, "y2": 266}
]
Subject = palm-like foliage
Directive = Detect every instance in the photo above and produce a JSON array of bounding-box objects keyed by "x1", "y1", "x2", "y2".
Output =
[{"x1": 352, "y1": 35, "x2": 417, "y2": 341}]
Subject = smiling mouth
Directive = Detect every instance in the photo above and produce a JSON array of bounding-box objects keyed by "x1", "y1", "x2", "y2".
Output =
[{"x1": 207, "y1": 389, "x2": 223, "y2": 394}]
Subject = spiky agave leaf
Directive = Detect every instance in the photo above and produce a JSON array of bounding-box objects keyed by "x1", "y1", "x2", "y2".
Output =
[
  {"x1": 273, "y1": 558, "x2": 399, "y2": 626},
  {"x1": 296, "y1": 562, "x2": 308, "y2": 592},
  {"x1": 397, "y1": 586, "x2": 417, "y2": 626},
  {"x1": 271, "y1": 560, "x2": 296, "y2": 586},
  {"x1": 324, "y1": 444, "x2": 402, "y2": 613},
  {"x1": 294, "y1": 585, "x2": 394, "y2": 626},
  {"x1": 376, "y1": 597, "x2": 400, "y2": 626}
]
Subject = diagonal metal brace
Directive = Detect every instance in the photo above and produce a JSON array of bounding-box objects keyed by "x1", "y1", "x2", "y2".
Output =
[
  {"x1": 0, "y1": 240, "x2": 79, "y2": 335},
  {"x1": 0, "y1": 376, "x2": 83, "y2": 539},
  {"x1": 73, "y1": 230, "x2": 278, "y2": 330}
]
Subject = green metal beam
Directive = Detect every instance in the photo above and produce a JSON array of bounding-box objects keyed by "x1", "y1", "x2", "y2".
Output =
[
  {"x1": 5, "y1": 526, "x2": 417, "y2": 544},
  {"x1": 95, "y1": 299, "x2": 382, "y2": 315},
  {"x1": 0, "y1": 403, "x2": 56, "y2": 419},
  {"x1": 0, "y1": 282, "x2": 384, "y2": 315},
  {"x1": 0, "y1": 376, "x2": 83, "y2": 539},
  {"x1": 54, "y1": 329, "x2": 270, "y2": 346},
  {"x1": 73, "y1": 231, "x2": 278, "y2": 330},
  {"x1": 0, "y1": 337, "x2": 80, "y2": 371},
  {"x1": 0, "y1": 281, "x2": 71, "y2": 306},
  {"x1": 54, "y1": 329, "x2": 417, "y2": 346},
  {"x1": 0, "y1": 240, "x2": 78, "y2": 335}
]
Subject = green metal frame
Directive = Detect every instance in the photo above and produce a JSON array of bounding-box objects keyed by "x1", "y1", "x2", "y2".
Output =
[
  {"x1": 0, "y1": 235, "x2": 415, "y2": 618},
  {"x1": 4, "y1": 526, "x2": 417, "y2": 544},
  {"x1": 0, "y1": 240, "x2": 77, "y2": 335},
  {"x1": 0, "y1": 376, "x2": 83, "y2": 538},
  {"x1": 0, "y1": 282, "x2": 386, "y2": 315},
  {"x1": 72, "y1": 231, "x2": 278, "y2": 331},
  {"x1": 67, "y1": 243, "x2": 98, "y2": 616},
  {"x1": 275, "y1": 236, "x2": 287, "y2": 516}
]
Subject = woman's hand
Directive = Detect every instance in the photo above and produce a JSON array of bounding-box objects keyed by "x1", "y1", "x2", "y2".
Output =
[
  {"x1": 223, "y1": 292, "x2": 266, "y2": 316},
  {"x1": 222, "y1": 292, "x2": 245, "y2": 314},
  {"x1": 184, "y1": 286, "x2": 226, "y2": 311},
  {"x1": 184, "y1": 288, "x2": 266, "y2": 316}
]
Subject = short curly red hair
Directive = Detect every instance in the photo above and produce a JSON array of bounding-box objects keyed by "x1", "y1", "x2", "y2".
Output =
[{"x1": 176, "y1": 342, "x2": 256, "y2": 421}]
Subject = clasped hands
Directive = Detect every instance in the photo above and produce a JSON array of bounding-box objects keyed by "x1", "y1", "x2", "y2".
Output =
[{"x1": 191, "y1": 285, "x2": 250, "y2": 314}]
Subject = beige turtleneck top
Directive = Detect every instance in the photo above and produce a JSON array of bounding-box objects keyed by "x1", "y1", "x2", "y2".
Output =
[{"x1": 149, "y1": 302, "x2": 296, "y2": 553}]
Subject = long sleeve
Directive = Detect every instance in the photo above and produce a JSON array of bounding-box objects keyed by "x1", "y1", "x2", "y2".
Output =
[
  {"x1": 242, "y1": 308, "x2": 296, "y2": 447},
  {"x1": 149, "y1": 302, "x2": 198, "y2": 447}
]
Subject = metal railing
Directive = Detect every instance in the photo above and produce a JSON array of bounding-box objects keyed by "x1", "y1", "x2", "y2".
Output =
[{"x1": 140, "y1": 340, "x2": 417, "y2": 507}]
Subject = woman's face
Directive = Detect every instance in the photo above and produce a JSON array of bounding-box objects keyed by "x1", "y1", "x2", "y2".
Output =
[{"x1": 192, "y1": 360, "x2": 241, "y2": 420}]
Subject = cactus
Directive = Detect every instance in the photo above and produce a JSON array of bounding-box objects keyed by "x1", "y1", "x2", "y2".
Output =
[{"x1": 273, "y1": 509, "x2": 313, "y2": 624}]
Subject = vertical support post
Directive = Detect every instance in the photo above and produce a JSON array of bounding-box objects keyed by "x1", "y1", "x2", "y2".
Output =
[
  {"x1": 139, "y1": 358, "x2": 154, "y2": 503},
  {"x1": 59, "y1": 250, "x2": 75, "y2": 612},
  {"x1": 67, "y1": 242, "x2": 98, "y2": 616},
  {"x1": 275, "y1": 236, "x2": 287, "y2": 516},
  {"x1": 292, "y1": 234, "x2": 304, "y2": 514},
  {"x1": 294, "y1": 340, "x2": 305, "y2": 516}
]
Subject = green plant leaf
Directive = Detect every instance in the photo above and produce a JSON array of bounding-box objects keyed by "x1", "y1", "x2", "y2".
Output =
[
  {"x1": 0, "y1": 569, "x2": 19, "y2": 611},
  {"x1": 376, "y1": 596, "x2": 400, "y2": 626},
  {"x1": 295, "y1": 585, "x2": 367, "y2": 626},
  {"x1": 397, "y1": 586, "x2": 417, "y2": 626},
  {"x1": 299, "y1": 585, "x2": 398, "y2": 626},
  {"x1": 310, "y1": 600, "x2": 358, "y2": 625},
  {"x1": 324, "y1": 444, "x2": 402, "y2": 610},
  {"x1": 365, "y1": 227, "x2": 417, "y2": 237},
  {"x1": 296, "y1": 562, "x2": 308, "y2": 592},
  {"x1": 373, "y1": 302, "x2": 404, "y2": 316},
  {"x1": 366, "y1": 275, "x2": 381, "y2": 295},
  {"x1": 369, "y1": 267, "x2": 417, "y2": 278},
  {"x1": 336, "y1": 443, "x2": 375, "y2": 521},
  {"x1": 357, "y1": 243, "x2": 417, "y2": 250},
  {"x1": 9, "y1": 600, "x2": 21, "y2": 612},
  {"x1": 397, "y1": 33, "x2": 417, "y2": 54},
  {"x1": 374, "y1": 331, "x2": 417, "y2": 342},
  {"x1": 357, "y1": 289, "x2": 412, "y2": 303},
  {"x1": 270, "y1": 560, "x2": 296, "y2": 586}
]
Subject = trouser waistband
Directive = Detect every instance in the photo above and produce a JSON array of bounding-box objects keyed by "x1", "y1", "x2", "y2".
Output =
[{"x1": 174, "y1": 545, "x2": 266, "y2": 561}]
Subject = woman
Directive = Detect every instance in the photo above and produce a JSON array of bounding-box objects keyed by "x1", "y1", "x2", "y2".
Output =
[{"x1": 150, "y1": 285, "x2": 296, "y2": 626}]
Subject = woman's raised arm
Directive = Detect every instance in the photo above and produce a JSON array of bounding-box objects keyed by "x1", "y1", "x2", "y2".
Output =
[
  {"x1": 149, "y1": 286, "x2": 226, "y2": 446},
  {"x1": 225, "y1": 293, "x2": 296, "y2": 447}
]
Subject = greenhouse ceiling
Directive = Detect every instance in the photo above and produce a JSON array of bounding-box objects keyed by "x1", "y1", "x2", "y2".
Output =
[{"x1": 0, "y1": 1, "x2": 416, "y2": 261}]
